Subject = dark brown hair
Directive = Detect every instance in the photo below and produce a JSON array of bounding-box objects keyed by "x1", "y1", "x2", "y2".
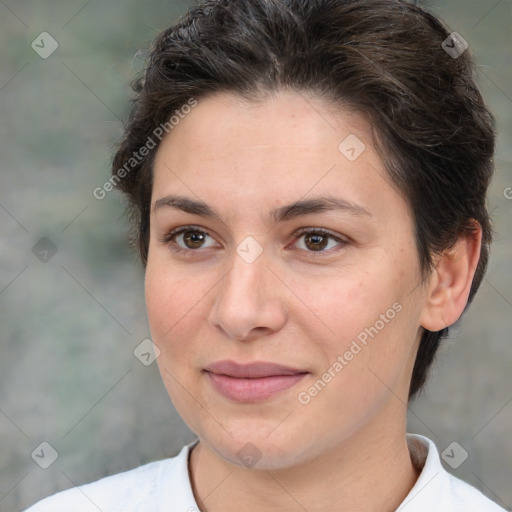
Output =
[{"x1": 112, "y1": 0, "x2": 496, "y2": 399}]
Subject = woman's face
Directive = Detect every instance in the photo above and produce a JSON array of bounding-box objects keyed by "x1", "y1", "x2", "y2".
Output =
[{"x1": 145, "y1": 90, "x2": 428, "y2": 469}]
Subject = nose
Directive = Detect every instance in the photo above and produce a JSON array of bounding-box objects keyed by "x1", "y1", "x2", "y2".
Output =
[{"x1": 208, "y1": 245, "x2": 287, "y2": 341}]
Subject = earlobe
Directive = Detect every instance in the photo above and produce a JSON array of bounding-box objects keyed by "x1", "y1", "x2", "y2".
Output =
[{"x1": 420, "y1": 222, "x2": 482, "y2": 332}]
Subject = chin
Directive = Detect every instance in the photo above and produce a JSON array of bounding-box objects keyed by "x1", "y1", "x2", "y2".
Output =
[{"x1": 198, "y1": 422, "x2": 322, "y2": 471}]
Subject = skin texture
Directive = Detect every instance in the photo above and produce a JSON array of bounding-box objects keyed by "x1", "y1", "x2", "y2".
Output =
[{"x1": 145, "y1": 90, "x2": 481, "y2": 511}]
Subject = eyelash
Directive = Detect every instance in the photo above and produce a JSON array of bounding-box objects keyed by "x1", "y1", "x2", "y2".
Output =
[{"x1": 160, "y1": 224, "x2": 349, "y2": 257}]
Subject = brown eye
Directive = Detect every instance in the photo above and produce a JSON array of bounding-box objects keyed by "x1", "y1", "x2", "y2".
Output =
[
  {"x1": 303, "y1": 233, "x2": 329, "y2": 251},
  {"x1": 162, "y1": 226, "x2": 218, "y2": 253},
  {"x1": 293, "y1": 228, "x2": 348, "y2": 254},
  {"x1": 182, "y1": 230, "x2": 208, "y2": 249}
]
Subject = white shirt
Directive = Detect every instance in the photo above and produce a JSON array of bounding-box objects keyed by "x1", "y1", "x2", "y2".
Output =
[{"x1": 25, "y1": 434, "x2": 507, "y2": 511}]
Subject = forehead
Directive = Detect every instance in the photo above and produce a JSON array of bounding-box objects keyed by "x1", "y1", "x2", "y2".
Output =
[
  {"x1": 155, "y1": 90, "x2": 372, "y2": 166},
  {"x1": 151, "y1": 90, "x2": 406, "y2": 226}
]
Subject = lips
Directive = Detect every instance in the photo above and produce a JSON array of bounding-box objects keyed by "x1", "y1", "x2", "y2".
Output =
[
  {"x1": 205, "y1": 360, "x2": 306, "y2": 378},
  {"x1": 204, "y1": 360, "x2": 308, "y2": 402}
]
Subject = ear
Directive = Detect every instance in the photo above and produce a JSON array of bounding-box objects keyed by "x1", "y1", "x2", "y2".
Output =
[{"x1": 420, "y1": 221, "x2": 482, "y2": 332}]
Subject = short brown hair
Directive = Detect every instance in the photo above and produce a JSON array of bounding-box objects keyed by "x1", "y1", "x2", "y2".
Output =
[{"x1": 112, "y1": 0, "x2": 496, "y2": 399}]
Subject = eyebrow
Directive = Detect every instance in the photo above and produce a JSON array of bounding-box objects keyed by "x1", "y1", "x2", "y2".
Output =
[{"x1": 153, "y1": 194, "x2": 372, "y2": 224}]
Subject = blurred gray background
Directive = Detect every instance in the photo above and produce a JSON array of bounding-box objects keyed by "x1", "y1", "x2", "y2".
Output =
[{"x1": 0, "y1": 1, "x2": 510, "y2": 510}]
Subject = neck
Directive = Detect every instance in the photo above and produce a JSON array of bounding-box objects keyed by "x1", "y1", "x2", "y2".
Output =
[{"x1": 189, "y1": 419, "x2": 420, "y2": 512}]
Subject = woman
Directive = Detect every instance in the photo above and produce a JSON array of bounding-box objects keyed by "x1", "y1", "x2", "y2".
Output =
[{"x1": 26, "y1": 0, "x2": 506, "y2": 510}]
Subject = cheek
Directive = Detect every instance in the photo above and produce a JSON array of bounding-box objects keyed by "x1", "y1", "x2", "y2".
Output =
[
  {"x1": 145, "y1": 262, "x2": 208, "y2": 419},
  {"x1": 145, "y1": 261, "x2": 205, "y2": 357},
  {"x1": 290, "y1": 259, "x2": 421, "y2": 390},
  {"x1": 286, "y1": 266, "x2": 403, "y2": 348},
  {"x1": 145, "y1": 249, "x2": 204, "y2": 323}
]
